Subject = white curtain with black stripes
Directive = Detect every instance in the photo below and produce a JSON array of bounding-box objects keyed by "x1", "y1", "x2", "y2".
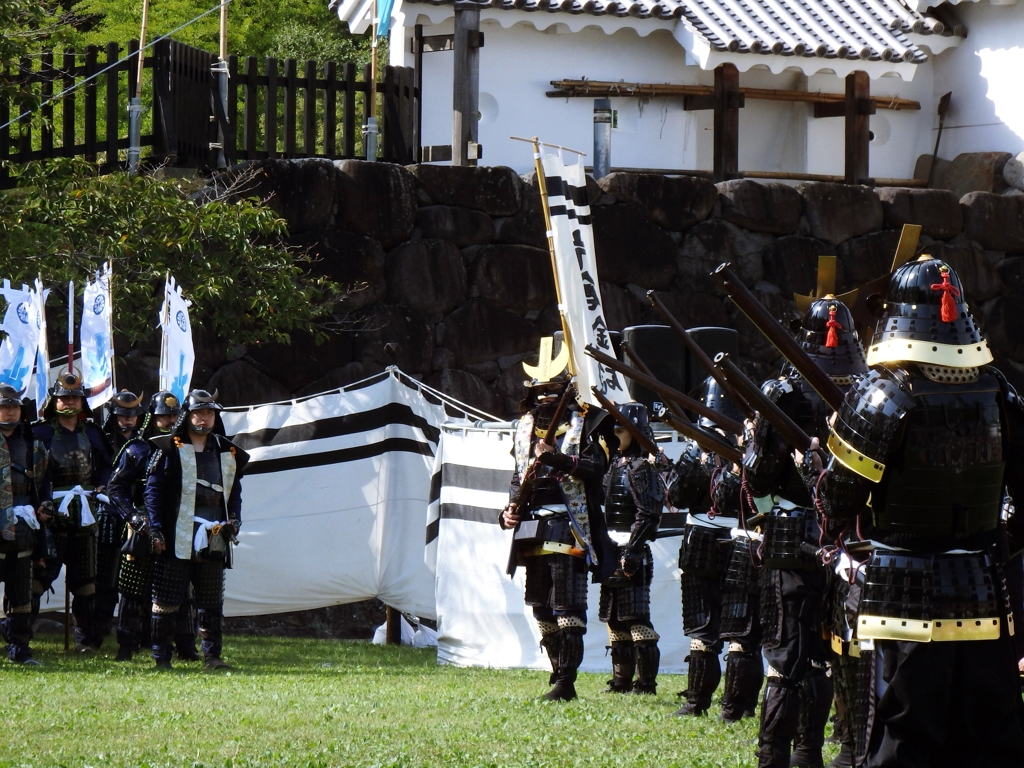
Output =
[
  {"x1": 428, "y1": 424, "x2": 693, "y2": 674},
  {"x1": 217, "y1": 368, "x2": 491, "y2": 619}
]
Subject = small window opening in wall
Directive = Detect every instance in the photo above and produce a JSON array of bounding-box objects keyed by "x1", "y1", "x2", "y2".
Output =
[
  {"x1": 869, "y1": 131, "x2": 875, "y2": 141},
  {"x1": 612, "y1": 109, "x2": 619, "y2": 129}
]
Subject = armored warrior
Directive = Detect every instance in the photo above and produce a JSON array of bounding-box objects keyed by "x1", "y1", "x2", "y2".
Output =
[
  {"x1": 105, "y1": 390, "x2": 198, "y2": 662},
  {"x1": 805, "y1": 256, "x2": 1024, "y2": 767},
  {"x1": 743, "y1": 295, "x2": 867, "y2": 768},
  {"x1": 0, "y1": 385, "x2": 50, "y2": 665},
  {"x1": 600, "y1": 402, "x2": 663, "y2": 694},
  {"x1": 671, "y1": 377, "x2": 763, "y2": 721},
  {"x1": 94, "y1": 390, "x2": 148, "y2": 647},
  {"x1": 31, "y1": 370, "x2": 113, "y2": 652},
  {"x1": 499, "y1": 362, "x2": 614, "y2": 701},
  {"x1": 146, "y1": 389, "x2": 247, "y2": 670}
]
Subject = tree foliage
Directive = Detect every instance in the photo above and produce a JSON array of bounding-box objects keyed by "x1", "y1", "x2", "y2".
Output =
[{"x1": 0, "y1": 158, "x2": 345, "y2": 347}]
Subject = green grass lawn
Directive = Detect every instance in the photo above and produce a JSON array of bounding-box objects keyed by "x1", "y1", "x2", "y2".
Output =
[{"x1": 2, "y1": 632, "x2": 835, "y2": 768}]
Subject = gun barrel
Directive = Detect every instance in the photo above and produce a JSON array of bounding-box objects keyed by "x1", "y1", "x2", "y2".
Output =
[
  {"x1": 647, "y1": 291, "x2": 755, "y2": 420},
  {"x1": 715, "y1": 353, "x2": 812, "y2": 452},
  {"x1": 712, "y1": 263, "x2": 845, "y2": 412},
  {"x1": 584, "y1": 344, "x2": 744, "y2": 436},
  {"x1": 657, "y1": 408, "x2": 745, "y2": 466},
  {"x1": 590, "y1": 387, "x2": 660, "y2": 457}
]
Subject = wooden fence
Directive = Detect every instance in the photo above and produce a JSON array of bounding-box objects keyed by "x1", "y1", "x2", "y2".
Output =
[{"x1": 0, "y1": 39, "x2": 418, "y2": 188}]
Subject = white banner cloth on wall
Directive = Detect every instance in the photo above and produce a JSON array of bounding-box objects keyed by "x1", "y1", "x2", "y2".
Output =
[
  {"x1": 81, "y1": 263, "x2": 113, "y2": 410},
  {"x1": 428, "y1": 424, "x2": 691, "y2": 673}
]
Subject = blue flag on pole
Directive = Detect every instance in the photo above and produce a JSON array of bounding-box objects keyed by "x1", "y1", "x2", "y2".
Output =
[{"x1": 377, "y1": 0, "x2": 395, "y2": 38}]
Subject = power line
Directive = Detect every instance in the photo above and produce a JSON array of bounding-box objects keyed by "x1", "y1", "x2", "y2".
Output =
[{"x1": 0, "y1": 0, "x2": 233, "y2": 134}]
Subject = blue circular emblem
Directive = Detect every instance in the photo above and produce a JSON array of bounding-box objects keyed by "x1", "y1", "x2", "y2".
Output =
[
  {"x1": 92, "y1": 294, "x2": 105, "y2": 315},
  {"x1": 176, "y1": 310, "x2": 187, "y2": 332},
  {"x1": 15, "y1": 302, "x2": 29, "y2": 324}
]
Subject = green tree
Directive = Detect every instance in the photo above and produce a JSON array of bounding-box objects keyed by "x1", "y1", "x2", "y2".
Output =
[{"x1": 0, "y1": 158, "x2": 346, "y2": 347}]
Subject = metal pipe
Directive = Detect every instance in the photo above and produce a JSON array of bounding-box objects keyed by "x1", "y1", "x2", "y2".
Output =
[{"x1": 593, "y1": 98, "x2": 611, "y2": 180}]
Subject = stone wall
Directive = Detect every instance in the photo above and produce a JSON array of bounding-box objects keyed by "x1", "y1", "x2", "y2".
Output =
[{"x1": 116, "y1": 160, "x2": 1024, "y2": 416}]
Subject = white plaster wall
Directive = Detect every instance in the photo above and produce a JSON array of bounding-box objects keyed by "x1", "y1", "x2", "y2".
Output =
[
  {"x1": 928, "y1": 2, "x2": 1024, "y2": 159},
  {"x1": 412, "y1": 17, "x2": 810, "y2": 175}
]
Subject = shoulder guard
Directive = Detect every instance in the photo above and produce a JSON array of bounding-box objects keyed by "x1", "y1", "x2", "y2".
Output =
[
  {"x1": 31, "y1": 421, "x2": 54, "y2": 443},
  {"x1": 669, "y1": 440, "x2": 710, "y2": 509},
  {"x1": 215, "y1": 434, "x2": 251, "y2": 474},
  {"x1": 149, "y1": 434, "x2": 174, "y2": 453},
  {"x1": 827, "y1": 367, "x2": 915, "y2": 483},
  {"x1": 761, "y1": 377, "x2": 794, "y2": 402},
  {"x1": 84, "y1": 421, "x2": 113, "y2": 451}
]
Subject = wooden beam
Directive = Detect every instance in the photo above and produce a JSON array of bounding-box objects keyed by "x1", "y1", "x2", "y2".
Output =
[
  {"x1": 452, "y1": 5, "x2": 480, "y2": 167},
  {"x1": 845, "y1": 71, "x2": 872, "y2": 185},
  {"x1": 713, "y1": 63, "x2": 739, "y2": 184},
  {"x1": 547, "y1": 79, "x2": 920, "y2": 112}
]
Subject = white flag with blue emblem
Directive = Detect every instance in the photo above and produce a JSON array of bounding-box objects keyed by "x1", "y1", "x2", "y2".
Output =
[
  {"x1": 0, "y1": 279, "x2": 42, "y2": 396},
  {"x1": 159, "y1": 276, "x2": 194, "y2": 404},
  {"x1": 81, "y1": 263, "x2": 114, "y2": 410},
  {"x1": 32, "y1": 279, "x2": 50, "y2": 417}
]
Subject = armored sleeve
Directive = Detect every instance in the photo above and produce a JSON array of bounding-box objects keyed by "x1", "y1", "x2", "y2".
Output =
[
  {"x1": 537, "y1": 435, "x2": 607, "y2": 482},
  {"x1": 106, "y1": 442, "x2": 148, "y2": 521},
  {"x1": 710, "y1": 461, "x2": 742, "y2": 514},
  {"x1": 814, "y1": 368, "x2": 913, "y2": 524},
  {"x1": 742, "y1": 378, "x2": 794, "y2": 499},
  {"x1": 144, "y1": 454, "x2": 169, "y2": 535},
  {"x1": 31, "y1": 436, "x2": 51, "y2": 505},
  {"x1": 669, "y1": 440, "x2": 710, "y2": 509},
  {"x1": 626, "y1": 459, "x2": 662, "y2": 549}
]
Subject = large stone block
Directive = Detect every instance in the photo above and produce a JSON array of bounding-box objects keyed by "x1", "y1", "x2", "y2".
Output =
[
  {"x1": 334, "y1": 160, "x2": 418, "y2": 248},
  {"x1": 470, "y1": 244, "x2": 556, "y2": 313},
  {"x1": 726, "y1": 289, "x2": 800, "y2": 365},
  {"x1": 353, "y1": 305, "x2": 434, "y2": 373},
  {"x1": 716, "y1": 179, "x2": 802, "y2": 235},
  {"x1": 206, "y1": 360, "x2": 291, "y2": 407},
  {"x1": 443, "y1": 299, "x2": 540, "y2": 365},
  {"x1": 797, "y1": 182, "x2": 882, "y2": 244},
  {"x1": 415, "y1": 205, "x2": 495, "y2": 247},
  {"x1": 996, "y1": 256, "x2": 1024, "y2": 296},
  {"x1": 945, "y1": 152, "x2": 1011, "y2": 200},
  {"x1": 408, "y1": 164, "x2": 522, "y2": 217},
  {"x1": 922, "y1": 237, "x2": 1003, "y2": 302},
  {"x1": 646, "y1": 290, "x2": 730, "y2": 330},
  {"x1": 493, "y1": 183, "x2": 546, "y2": 249},
  {"x1": 760, "y1": 236, "x2": 837, "y2": 297},
  {"x1": 240, "y1": 159, "x2": 337, "y2": 234},
  {"x1": 961, "y1": 192, "x2": 1024, "y2": 252},
  {"x1": 245, "y1": 332, "x2": 356, "y2": 393},
  {"x1": 1003, "y1": 151, "x2": 1024, "y2": 192},
  {"x1": 494, "y1": 364, "x2": 529, "y2": 418},
  {"x1": 597, "y1": 172, "x2": 717, "y2": 232},
  {"x1": 425, "y1": 369, "x2": 503, "y2": 416},
  {"x1": 592, "y1": 205, "x2": 677, "y2": 289},
  {"x1": 291, "y1": 229, "x2": 385, "y2": 312},
  {"x1": 601, "y1": 281, "x2": 644, "y2": 331},
  {"x1": 677, "y1": 219, "x2": 770, "y2": 292},
  {"x1": 293, "y1": 362, "x2": 386, "y2": 397},
  {"x1": 983, "y1": 295, "x2": 1024, "y2": 362},
  {"x1": 836, "y1": 230, "x2": 902, "y2": 290},
  {"x1": 385, "y1": 239, "x2": 467, "y2": 315},
  {"x1": 877, "y1": 188, "x2": 963, "y2": 240}
]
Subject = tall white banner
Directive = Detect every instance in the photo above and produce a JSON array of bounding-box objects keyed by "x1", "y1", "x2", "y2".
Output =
[
  {"x1": 539, "y1": 150, "x2": 629, "y2": 405},
  {"x1": 33, "y1": 279, "x2": 50, "y2": 417},
  {"x1": 159, "y1": 276, "x2": 194, "y2": 403},
  {"x1": 0, "y1": 279, "x2": 42, "y2": 395},
  {"x1": 81, "y1": 263, "x2": 114, "y2": 409}
]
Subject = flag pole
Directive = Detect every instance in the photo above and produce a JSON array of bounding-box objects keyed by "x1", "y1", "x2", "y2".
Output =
[
  {"x1": 530, "y1": 137, "x2": 577, "y2": 377},
  {"x1": 35, "y1": 274, "x2": 48, "y2": 419},
  {"x1": 158, "y1": 273, "x2": 170, "y2": 393},
  {"x1": 106, "y1": 262, "x2": 116, "y2": 393},
  {"x1": 67, "y1": 281, "x2": 74, "y2": 376}
]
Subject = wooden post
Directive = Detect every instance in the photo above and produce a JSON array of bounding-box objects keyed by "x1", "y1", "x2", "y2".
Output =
[
  {"x1": 845, "y1": 71, "x2": 873, "y2": 185},
  {"x1": 713, "y1": 63, "x2": 739, "y2": 183},
  {"x1": 385, "y1": 605, "x2": 402, "y2": 645},
  {"x1": 452, "y1": 3, "x2": 480, "y2": 167}
]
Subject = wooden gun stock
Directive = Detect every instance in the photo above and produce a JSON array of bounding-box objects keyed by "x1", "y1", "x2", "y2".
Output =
[
  {"x1": 712, "y1": 263, "x2": 845, "y2": 413},
  {"x1": 656, "y1": 408, "x2": 744, "y2": 466},
  {"x1": 584, "y1": 344, "x2": 744, "y2": 436}
]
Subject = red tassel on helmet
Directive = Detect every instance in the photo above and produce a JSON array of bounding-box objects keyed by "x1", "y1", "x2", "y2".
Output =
[
  {"x1": 931, "y1": 266, "x2": 960, "y2": 324},
  {"x1": 825, "y1": 305, "x2": 841, "y2": 348}
]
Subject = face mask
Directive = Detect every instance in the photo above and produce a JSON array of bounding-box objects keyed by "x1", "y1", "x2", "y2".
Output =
[
  {"x1": 189, "y1": 424, "x2": 214, "y2": 435},
  {"x1": 55, "y1": 408, "x2": 80, "y2": 416},
  {"x1": 0, "y1": 420, "x2": 19, "y2": 429}
]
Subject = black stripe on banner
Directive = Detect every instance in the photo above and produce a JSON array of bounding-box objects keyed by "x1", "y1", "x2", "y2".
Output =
[
  {"x1": 232, "y1": 403, "x2": 440, "y2": 450},
  {"x1": 428, "y1": 470, "x2": 442, "y2": 505},
  {"x1": 425, "y1": 517, "x2": 439, "y2": 545},
  {"x1": 244, "y1": 436, "x2": 433, "y2": 475},
  {"x1": 442, "y1": 464, "x2": 510, "y2": 494},
  {"x1": 440, "y1": 503, "x2": 500, "y2": 525}
]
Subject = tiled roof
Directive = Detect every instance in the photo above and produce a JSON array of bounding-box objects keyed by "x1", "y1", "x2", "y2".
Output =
[{"x1": 397, "y1": 0, "x2": 964, "y2": 64}]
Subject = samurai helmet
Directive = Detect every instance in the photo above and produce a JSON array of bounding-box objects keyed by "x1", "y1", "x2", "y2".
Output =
[
  {"x1": 614, "y1": 401, "x2": 653, "y2": 454},
  {"x1": 0, "y1": 385, "x2": 24, "y2": 429},
  {"x1": 111, "y1": 390, "x2": 146, "y2": 417},
  {"x1": 867, "y1": 256, "x2": 992, "y2": 368},
  {"x1": 185, "y1": 389, "x2": 223, "y2": 413},
  {"x1": 790, "y1": 297, "x2": 867, "y2": 378},
  {"x1": 44, "y1": 368, "x2": 92, "y2": 419},
  {"x1": 150, "y1": 390, "x2": 182, "y2": 417},
  {"x1": 699, "y1": 375, "x2": 742, "y2": 432}
]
